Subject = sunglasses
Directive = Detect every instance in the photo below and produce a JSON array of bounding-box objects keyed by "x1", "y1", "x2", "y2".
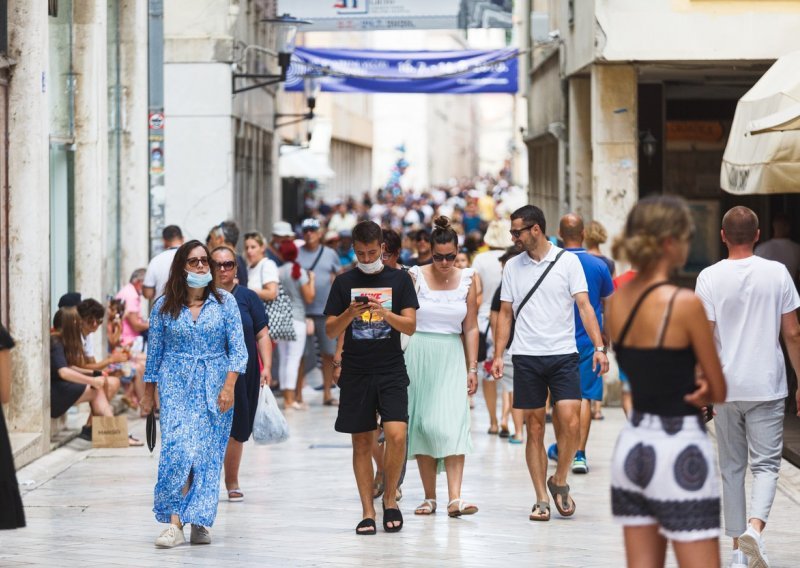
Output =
[
  {"x1": 416, "y1": 235, "x2": 430, "y2": 242},
  {"x1": 432, "y1": 253, "x2": 457, "y2": 262},
  {"x1": 213, "y1": 260, "x2": 236, "y2": 271},
  {"x1": 186, "y1": 256, "x2": 210, "y2": 268},
  {"x1": 510, "y1": 224, "x2": 536, "y2": 239},
  {"x1": 302, "y1": 227, "x2": 319, "y2": 233}
]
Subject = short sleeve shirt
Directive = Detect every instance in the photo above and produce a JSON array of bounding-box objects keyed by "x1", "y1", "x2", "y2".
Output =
[
  {"x1": 116, "y1": 283, "x2": 143, "y2": 345},
  {"x1": 143, "y1": 247, "x2": 178, "y2": 299},
  {"x1": 278, "y1": 263, "x2": 310, "y2": 322},
  {"x1": 247, "y1": 258, "x2": 279, "y2": 293},
  {"x1": 324, "y1": 266, "x2": 419, "y2": 373},
  {"x1": 565, "y1": 248, "x2": 614, "y2": 348},
  {"x1": 500, "y1": 245, "x2": 588, "y2": 356},
  {"x1": 298, "y1": 245, "x2": 341, "y2": 316},
  {"x1": 695, "y1": 256, "x2": 800, "y2": 401}
]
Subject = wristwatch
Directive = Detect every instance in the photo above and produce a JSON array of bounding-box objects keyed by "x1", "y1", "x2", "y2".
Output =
[{"x1": 594, "y1": 345, "x2": 607, "y2": 354}]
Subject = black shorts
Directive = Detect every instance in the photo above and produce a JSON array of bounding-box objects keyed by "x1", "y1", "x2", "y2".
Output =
[
  {"x1": 335, "y1": 369, "x2": 409, "y2": 434},
  {"x1": 512, "y1": 353, "x2": 581, "y2": 409}
]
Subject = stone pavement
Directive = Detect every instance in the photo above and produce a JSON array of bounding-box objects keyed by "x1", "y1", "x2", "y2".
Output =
[{"x1": 3, "y1": 387, "x2": 799, "y2": 567}]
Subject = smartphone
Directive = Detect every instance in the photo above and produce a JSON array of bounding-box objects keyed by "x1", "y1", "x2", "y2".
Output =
[
  {"x1": 704, "y1": 404, "x2": 715, "y2": 423},
  {"x1": 355, "y1": 295, "x2": 370, "y2": 304}
]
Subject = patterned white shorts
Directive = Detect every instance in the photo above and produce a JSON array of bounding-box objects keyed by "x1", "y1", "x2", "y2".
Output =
[{"x1": 610, "y1": 410, "x2": 720, "y2": 542}]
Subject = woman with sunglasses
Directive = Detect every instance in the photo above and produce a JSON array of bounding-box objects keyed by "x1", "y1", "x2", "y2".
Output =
[
  {"x1": 406, "y1": 216, "x2": 480, "y2": 518},
  {"x1": 140, "y1": 240, "x2": 248, "y2": 549},
  {"x1": 211, "y1": 246, "x2": 273, "y2": 503}
]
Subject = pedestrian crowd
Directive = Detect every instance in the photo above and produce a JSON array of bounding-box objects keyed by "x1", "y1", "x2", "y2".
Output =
[{"x1": 2, "y1": 183, "x2": 799, "y2": 568}]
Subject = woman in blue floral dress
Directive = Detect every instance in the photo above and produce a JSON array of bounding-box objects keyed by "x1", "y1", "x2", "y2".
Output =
[{"x1": 140, "y1": 240, "x2": 247, "y2": 549}]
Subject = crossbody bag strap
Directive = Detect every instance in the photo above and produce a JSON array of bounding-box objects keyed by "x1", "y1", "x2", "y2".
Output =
[
  {"x1": 308, "y1": 247, "x2": 325, "y2": 272},
  {"x1": 514, "y1": 250, "x2": 565, "y2": 320}
]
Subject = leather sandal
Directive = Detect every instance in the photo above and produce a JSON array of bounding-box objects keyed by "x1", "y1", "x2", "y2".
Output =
[
  {"x1": 529, "y1": 501, "x2": 550, "y2": 521},
  {"x1": 372, "y1": 472, "x2": 385, "y2": 499},
  {"x1": 547, "y1": 476, "x2": 576, "y2": 517},
  {"x1": 447, "y1": 498, "x2": 478, "y2": 518},
  {"x1": 414, "y1": 499, "x2": 437, "y2": 515}
]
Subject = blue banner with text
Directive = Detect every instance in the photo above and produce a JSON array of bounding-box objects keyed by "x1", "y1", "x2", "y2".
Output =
[{"x1": 285, "y1": 47, "x2": 518, "y2": 94}]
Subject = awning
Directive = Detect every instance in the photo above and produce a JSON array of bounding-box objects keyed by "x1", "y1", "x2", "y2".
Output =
[
  {"x1": 279, "y1": 146, "x2": 335, "y2": 180},
  {"x1": 721, "y1": 51, "x2": 800, "y2": 194}
]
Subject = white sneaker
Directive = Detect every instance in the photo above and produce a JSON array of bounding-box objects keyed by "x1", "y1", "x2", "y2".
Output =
[
  {"x1": 738, "y1": 526, "x2": 770, "y2": 568},
  {"x1": 190, "y1": 524, "x2": 211, "y2": 545},
  {"x1": 730, "y1": 549, "x2": 748, "y2": 568},
  {"x1": 154, "y1": 524, "x2": 185, "y2": 548}
]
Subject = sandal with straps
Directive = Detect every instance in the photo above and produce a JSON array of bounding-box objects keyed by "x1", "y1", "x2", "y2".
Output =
[
  {"x1": 529, "y1": 501, "x2": 550, "y2": 521},
  {"x1": 414, "y1": 498, "x2": 437, "y2": 515},
  {"x1": 447, "y1": 498, "x2": 478, "y2": 518},
  {"x1": 547, "y1": 475, "x2": 576, "y2": 517}
]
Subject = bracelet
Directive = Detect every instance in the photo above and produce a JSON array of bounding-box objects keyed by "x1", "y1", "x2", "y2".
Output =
[
  {"x1": 468, "y1": 367, "x2": 478, "y2": 373},
  {"x1": 332, "y1": 360, "x2": 342, "y2": 368}
]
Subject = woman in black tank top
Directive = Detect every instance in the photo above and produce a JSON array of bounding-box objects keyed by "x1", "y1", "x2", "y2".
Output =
[{"x1": 605, "y1": 195, "x2": 727, "y2": 568}]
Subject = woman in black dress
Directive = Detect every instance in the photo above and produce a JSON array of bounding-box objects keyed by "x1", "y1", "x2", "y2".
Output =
[
  {"x1": 0, "y1": 323, "x2": 25, "y2": 530},
  {"x1": 211, "y1": 246, "x2": 272, "y2": 502}
]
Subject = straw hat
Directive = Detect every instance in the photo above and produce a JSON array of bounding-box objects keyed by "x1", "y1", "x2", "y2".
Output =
[{"x1": 483, "y1": 219, "x2": 513, "y2": 249}]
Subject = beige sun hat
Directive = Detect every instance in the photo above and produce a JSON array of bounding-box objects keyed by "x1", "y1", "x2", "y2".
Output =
[{"x1": 484, "y1": 218, "x2": 513, "y2": 249}]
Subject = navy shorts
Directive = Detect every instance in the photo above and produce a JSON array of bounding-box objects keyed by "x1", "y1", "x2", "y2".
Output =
[
  {"x1": 512, "y1": 353, "x2": 581, "y2": 409},
  {"x1": 335, "y1": 369, "x2": 409, "y2": 434}
]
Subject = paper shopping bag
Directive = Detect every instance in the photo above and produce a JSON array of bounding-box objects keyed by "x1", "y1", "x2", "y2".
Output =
[{"x1": 92, "y1": 416, "x2": 129, "y2": 448}]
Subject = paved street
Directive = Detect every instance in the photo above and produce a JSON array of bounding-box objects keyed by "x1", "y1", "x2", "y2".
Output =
[{"x1": 4, "y1": 386, "x2": 800, "y2": 567}]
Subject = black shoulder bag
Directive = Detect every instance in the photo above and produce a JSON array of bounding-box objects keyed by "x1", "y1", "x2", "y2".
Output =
[{"x1": 510, "y1": 250, "x2": 565, "y2": 345}]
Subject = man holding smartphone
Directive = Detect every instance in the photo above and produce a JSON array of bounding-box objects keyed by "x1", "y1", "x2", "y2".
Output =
[{"x1": 325, "y1": 221, "x2": 419, "y2": 536}]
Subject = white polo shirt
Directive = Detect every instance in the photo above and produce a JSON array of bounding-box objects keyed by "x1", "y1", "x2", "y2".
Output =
[
  {"x1": 500, "y1": 244, "x2": 588, "y2": 356},
  {"x1": 143, "y1": 247, "x2": 178, "y2": 299}
]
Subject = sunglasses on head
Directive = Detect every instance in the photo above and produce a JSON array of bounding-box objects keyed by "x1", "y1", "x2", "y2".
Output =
[
  {"x1": 432, "y1": 253, "x2": 457, "y2": 262},
  {"x1": 186, "y1": 256, "x2": 210, "y2": 268},
  {"x1": 213, "y1": 260, "x2": 236, "y2": 271}
]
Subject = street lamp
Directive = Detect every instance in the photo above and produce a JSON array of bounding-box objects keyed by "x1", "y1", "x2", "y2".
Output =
[
  {"x1": 639, "y1": 130, "x2": 658, "y2": 164},
  {"x1": 232, "y1": 14, "x2": 311, "y2": 95},
  {"x1": 275, "y1": 73, "x2": 324, "y2": 128}
]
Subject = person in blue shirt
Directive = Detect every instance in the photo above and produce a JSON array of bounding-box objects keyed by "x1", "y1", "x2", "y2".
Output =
[{"x1": 548, "y1": 214, "x2": 614, "y2": 474}]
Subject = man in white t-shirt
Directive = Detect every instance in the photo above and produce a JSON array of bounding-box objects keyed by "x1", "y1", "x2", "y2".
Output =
[
  {"x1": 471, "y1": 219, "x2": 512, "y2": 435},
  {"x1": 696, "y1": 206, "x2": 800, "y2": 567},
  {"x1": 491, "y1": 205, "x2": 608, "y2": 521},
  {"x1": 143, "y1": 225, "x2": 184, "y2": 301}
]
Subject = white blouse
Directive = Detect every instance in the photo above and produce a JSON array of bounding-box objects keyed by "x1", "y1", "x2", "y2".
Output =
[{"x1": 409, "y1": 265, "x2": 474, "y2": 335}]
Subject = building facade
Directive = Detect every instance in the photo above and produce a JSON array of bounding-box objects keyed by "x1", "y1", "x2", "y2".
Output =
[
  {"x1": 521, "y1": 0, "x2": 800, "y2": 255},
  {"x1": 4, "y1": 0, "x2": 150, "y2": 467}
]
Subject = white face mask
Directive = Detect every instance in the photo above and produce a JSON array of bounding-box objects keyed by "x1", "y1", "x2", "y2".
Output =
[{"x1": 357, "y1": 258, "x2": 384, "y2": 274}]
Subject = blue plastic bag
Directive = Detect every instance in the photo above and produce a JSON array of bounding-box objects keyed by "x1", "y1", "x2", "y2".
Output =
[{"x1": 252, "y1": 386, "x2": 289, "y2": 445}]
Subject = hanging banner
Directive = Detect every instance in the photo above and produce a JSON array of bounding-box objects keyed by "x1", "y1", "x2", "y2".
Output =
[
  {"x1": 279, "y1": 0, "x2": 513, "y2": 31},
  {"x1": 285, "y1": 47, "x2": 518, "y2": 94}
]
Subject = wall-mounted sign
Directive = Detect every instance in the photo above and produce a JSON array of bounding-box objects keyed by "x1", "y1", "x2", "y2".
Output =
[
  {"x1": 666, "y1": 121, "x2": 724, "y2": 143},
  {"x1": 286, "y1": 47, "x2": 518, "y2": 94},
  {"x1": 148, "y1": 112, "x2": 164, "y2": 130},
  {"x1": 279, "y1": 0, "x2": 513, "y2": 31}
]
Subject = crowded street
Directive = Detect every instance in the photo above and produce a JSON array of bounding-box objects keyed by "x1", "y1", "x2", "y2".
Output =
[{"x1": 4, "y1": 381, "x2": 799, "y2": 567}]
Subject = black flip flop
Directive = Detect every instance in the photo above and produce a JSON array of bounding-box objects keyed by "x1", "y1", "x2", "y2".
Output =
[
  {"x1": 382, "y1": 502, "x2": 403, "y2": 533},
  {"x1": 355, "y1": 518, "x2": 376, "y2": 535}
]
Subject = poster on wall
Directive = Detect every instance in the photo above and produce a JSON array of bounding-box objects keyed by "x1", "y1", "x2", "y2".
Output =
[{"x1": 279, "y1": 0, "x2": 513, "y2": 31}]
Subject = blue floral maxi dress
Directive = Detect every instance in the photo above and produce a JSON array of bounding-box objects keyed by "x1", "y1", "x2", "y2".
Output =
[{"x1": 143, "y1": 291, "x2": 248, "y2": 527}]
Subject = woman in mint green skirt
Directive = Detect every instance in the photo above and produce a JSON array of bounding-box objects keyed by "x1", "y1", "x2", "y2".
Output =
[{"x1": 406, "y1": 216, "x2": 480, "y2": 518}]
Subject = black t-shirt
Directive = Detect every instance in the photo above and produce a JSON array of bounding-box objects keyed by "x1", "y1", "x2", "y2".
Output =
[
  {"x1": 50, "y1": 337, "x2": 70, "y2": 382},
  {"x1": 324, "y1": 266, "x2": 419, "y2": 373},
  {"x1": 490, "y1": 284, "x2": 514, "y2": 348}
]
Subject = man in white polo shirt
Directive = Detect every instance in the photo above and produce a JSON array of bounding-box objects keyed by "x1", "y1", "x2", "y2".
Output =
[
  {"x1": 696, "y1": 206, "x2": 800, "y2": 568},
  {"x1": 492, "y1": 205, "x2": 608, "y2": 522}
]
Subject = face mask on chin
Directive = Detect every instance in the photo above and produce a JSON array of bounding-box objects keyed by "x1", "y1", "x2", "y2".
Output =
[
  {"x1": 357, "y1": 258, "x2": 383, "y2": 275},
  {"x1": 186, "y1": 270, "x2": 213, "y2": 288}
]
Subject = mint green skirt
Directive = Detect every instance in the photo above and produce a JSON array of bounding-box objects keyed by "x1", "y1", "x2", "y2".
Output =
[{"x1": 406, "y1": 332, "x2": 473, "y2": 469}]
